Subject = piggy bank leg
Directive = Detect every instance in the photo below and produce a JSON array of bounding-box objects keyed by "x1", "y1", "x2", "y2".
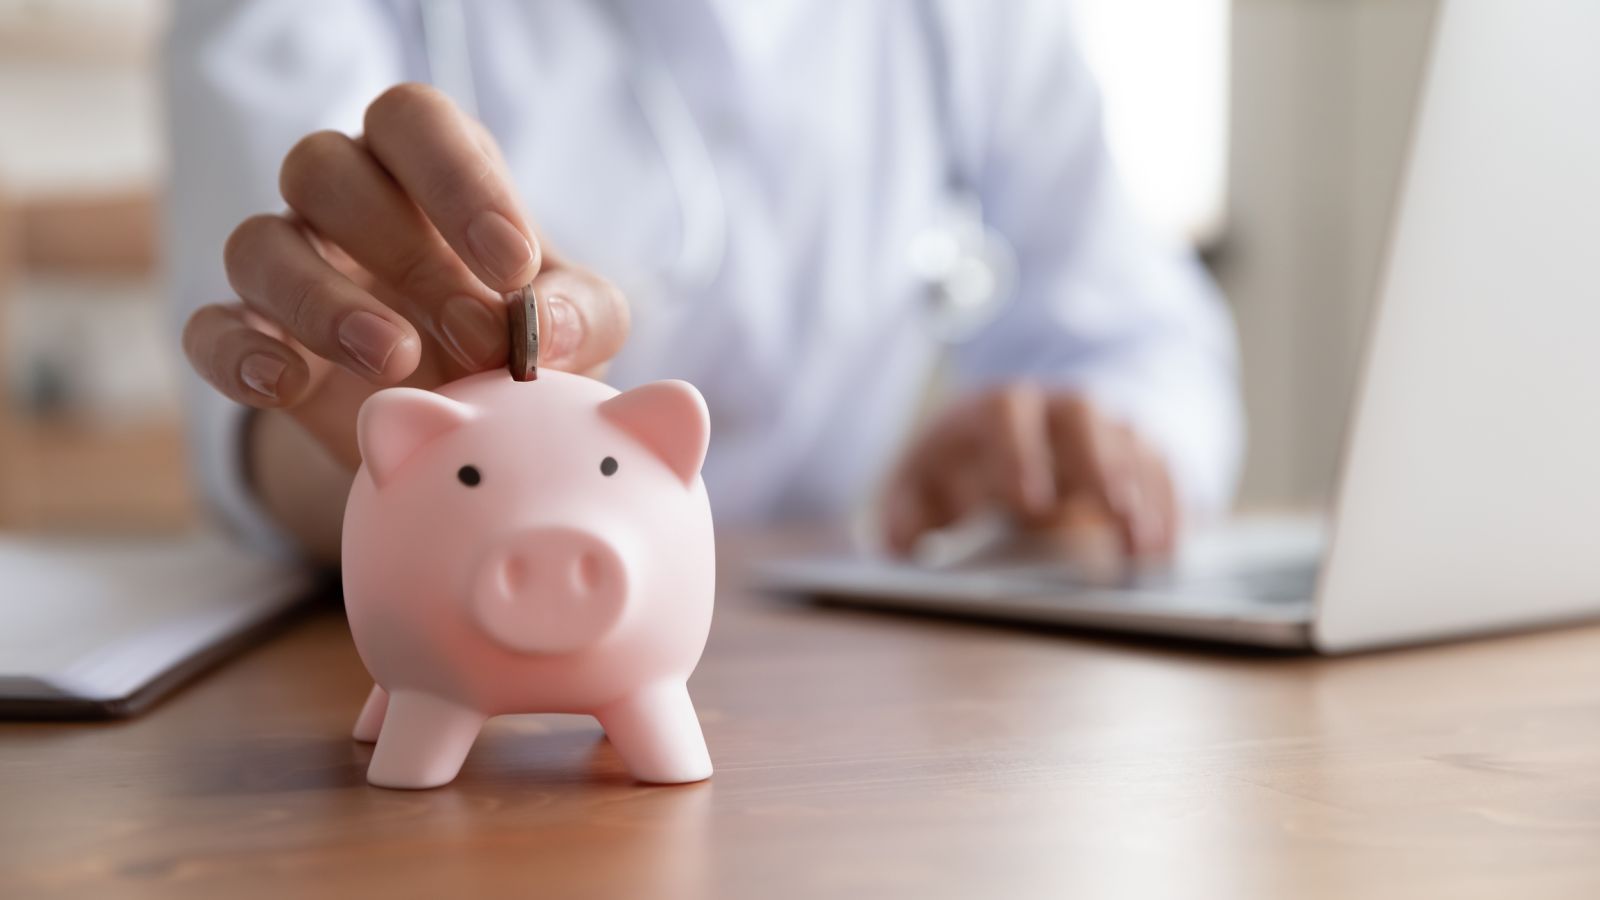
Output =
[
  {"x1": 366, "y1": 691, "x2": 486, "y2": 789},
  {"x1": 597, "y1": 682, "x2": 712, "y2": 784},
  {"x1": 352, "y1": 684, "x2": 389, "y2": 743}
]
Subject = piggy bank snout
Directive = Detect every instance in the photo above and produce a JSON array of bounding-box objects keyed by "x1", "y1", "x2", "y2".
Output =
[{"x1": 470, "y1": 527, "x2": 629, "y2": 656}]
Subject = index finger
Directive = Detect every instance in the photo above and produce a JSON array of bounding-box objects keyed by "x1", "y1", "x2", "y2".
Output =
[
  {"x1": 980, "y1": 385, "x2": 1058, "y2": 523},
  {"x1": 1047, "y1": 395, "x2": 1140, "y2": 552},
  {"x1": 363, "y1": 83, "x2": 540, "y2": 291}
]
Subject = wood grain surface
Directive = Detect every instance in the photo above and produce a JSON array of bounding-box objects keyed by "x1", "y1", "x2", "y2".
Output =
[{"x1": 3, "y1": 536, "x2": 1600, "y2": 899}]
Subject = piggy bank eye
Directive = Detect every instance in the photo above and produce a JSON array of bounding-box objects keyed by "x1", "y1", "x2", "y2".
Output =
[
  {"x1": 599, "y1": 456, "x2": 619, "y2": 477},
  {"x1": 457, "y1": 465, "x2": 482, "y2": 487}
]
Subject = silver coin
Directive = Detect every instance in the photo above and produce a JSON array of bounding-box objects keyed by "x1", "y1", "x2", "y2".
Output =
[{"x1": 505, "y1": 284, "x2": 539, "y2": 381}]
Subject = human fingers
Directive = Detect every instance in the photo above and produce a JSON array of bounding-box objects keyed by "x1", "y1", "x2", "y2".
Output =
[
  {"x1": 181, "y1": 302, "x2": 316, "y2": 408},
  {"x1": 364, "y1": 88, "x2": 631, "y2": 374},
  {"x1": 1128, "y1": 434, "x2": 1179, "y2": 558},
  {"x1": 362, "y1": 83, "x2": 540, "y2": 291},
  {"x1": 977, "y1": 384, "x2": 1058, "y2": 525},
  {"x1": 881, "y1": 402, "x2": 989, "y2": 554},
  {"x1": 278, "y1": 128, "x2": 508, "y2": 373},
  {"x1": 1046, "y1": 394, "x2": 1142, "y2": 553},
  {"x1": 223, "y1": 213, "x2": 422, "y2": 383},
  {"x1": 530, "y1": 266, "x2": 631, "y2": 374},
  {"x1": 881, "y1": 465, "x2": 986, "y2": 555}
]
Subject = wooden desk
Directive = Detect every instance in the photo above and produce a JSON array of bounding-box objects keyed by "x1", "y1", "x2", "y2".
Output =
[{"x1": 4, "y1": 540, "x2": 1600, "y2": 899}]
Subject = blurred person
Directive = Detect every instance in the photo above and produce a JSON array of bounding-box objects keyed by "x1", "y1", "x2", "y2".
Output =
[{"x1": 167, "y1": 0, "x2": 1241, "y2": 566}]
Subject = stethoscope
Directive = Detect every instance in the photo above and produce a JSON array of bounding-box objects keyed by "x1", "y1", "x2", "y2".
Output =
[{"x1": 418, "y1": 0, "x2": 1016, "y2": 343}]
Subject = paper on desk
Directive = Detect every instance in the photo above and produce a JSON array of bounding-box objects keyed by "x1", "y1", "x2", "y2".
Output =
[{"x1": 0, "y1": 532, "x2": 312, "y2": 706}]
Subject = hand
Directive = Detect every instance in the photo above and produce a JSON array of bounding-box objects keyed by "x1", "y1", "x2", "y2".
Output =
[
  {"x1": 182, "y1": 83, "x2": 629, "y2": 469},
  {"x1": 881, "y1": 385, "x2": 1178, "y2": 559}
]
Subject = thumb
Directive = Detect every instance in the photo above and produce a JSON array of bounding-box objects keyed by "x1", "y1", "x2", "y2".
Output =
[{"x1": 531, "y1": 264, "x2": 631, "y2": 374}]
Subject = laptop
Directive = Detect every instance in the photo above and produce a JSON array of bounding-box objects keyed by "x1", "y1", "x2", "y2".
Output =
[{"x1": 760, "y1": 0, "x2": 1600, "y2": 653}]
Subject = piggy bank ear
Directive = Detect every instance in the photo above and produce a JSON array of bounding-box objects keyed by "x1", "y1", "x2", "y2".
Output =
[
  {"x1": 357, "y1": 388, "x2": 475, "y2": 487},
  {"x1": 599, "y1": 380, "x2": 710, "y2": 486}
]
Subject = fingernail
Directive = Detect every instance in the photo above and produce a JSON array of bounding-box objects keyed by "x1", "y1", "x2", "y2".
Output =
[
  {"x1": 240, "y1": 353, "x2": 286, "y2": 400},
  {"x1": 439, "y1": 294, "x2": 504, "y2": 369},
  {"x1": 466, "y1": 211, "x2": 533, "y2": 284},
  {"x1": 338, "y1": 310, "x2": 405, "y2": 376},
  {"x1": 544, "y1": 294, "x2": 581, "y2": 362}
]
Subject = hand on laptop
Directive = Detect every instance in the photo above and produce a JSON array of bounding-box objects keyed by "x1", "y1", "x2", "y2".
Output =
[{"x1": 881, "y1": 385, "x2": 1177, "y2": 559}]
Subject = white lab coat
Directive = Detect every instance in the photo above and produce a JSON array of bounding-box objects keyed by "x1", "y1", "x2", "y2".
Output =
[{"x1": 164, "y1": 0, "x2": 1241, "y2": 553}]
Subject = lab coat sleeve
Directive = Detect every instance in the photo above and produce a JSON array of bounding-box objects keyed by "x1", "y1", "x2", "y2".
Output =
[
  {"x1": 163, "y1": 0, "x2": 405, "y2": 557},
  {"x1": 943, "y1": 0, "x2": 1244, "y2": 520}
]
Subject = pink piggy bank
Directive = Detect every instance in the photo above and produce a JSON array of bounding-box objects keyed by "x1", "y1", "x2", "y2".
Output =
[{"x1": 340, "y1": 369, "x2": 716, "y2": 789}]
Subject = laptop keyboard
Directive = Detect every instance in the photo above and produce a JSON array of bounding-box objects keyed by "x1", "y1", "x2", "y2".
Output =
[
  {"x1": 979, "y1": 559, "x2": 1322, "y2": 607},
  {"x1": 1225, "y1": 563, "x2": 1322, "y2": 605}
]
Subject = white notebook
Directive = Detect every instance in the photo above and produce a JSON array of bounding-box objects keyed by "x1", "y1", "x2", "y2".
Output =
[{"x1": 0, "y1": 532, "x2": 314, "y2": 717}]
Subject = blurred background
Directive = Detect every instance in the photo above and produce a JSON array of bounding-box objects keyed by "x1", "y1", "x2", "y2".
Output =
[{"x1": 0, "y1": 0, "x2": 1435, "y2": 535}]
